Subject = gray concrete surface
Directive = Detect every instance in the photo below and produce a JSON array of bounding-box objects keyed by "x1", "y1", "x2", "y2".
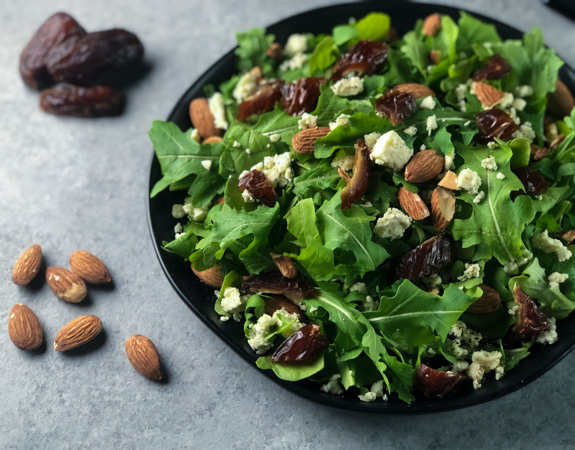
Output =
[{"x1": 0, "y1": 0, "x2": 574, "y2": 448}]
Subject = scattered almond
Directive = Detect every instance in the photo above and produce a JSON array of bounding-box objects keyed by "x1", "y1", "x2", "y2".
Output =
[
  {"x1": 557, "y1": 229, "x2": 575, "y2": 245},
  {"x1": 429, "y1": 49, "x2": 441, "y2": 65},
  {"x1": 530, "y1": 144, "x2": 551, "y2": 161},
  {"x1": 266, "y1": 42, "x2": 283, "y2": 60},
  {"x1": 391, "y1": 83, "x2": 436, "y2": 99},
  {"x1": 438, "y1": 171, "x2": 460, "y2": 190},
  {"x1": 547, "y1": 80, "x2": 575, "y2": 117},
  {"x1": 215, "y1": 195, "x2": 226, "y2": 205},
  {"x1": 189, "y1": 97, "x2": 222, "y2": 139},
  {"x1": 46, "y1": 266, "x2": 87, "y2": 303},
  {"x1": 431, "y1": 187, "x2": 456, "y2": 230},
  {"x1": 70, "y1": 250, "x2": 111, "y2": 285},
  {"x1": 475, "y1": 82, "x2": 505, "y2": 108},
  {"x1": 404, "y1": 150, "x2": 444, "y2": 183},
  {"x1": 202, "y1": 136, "x2": 223, "y2": 145},
  {"x1": 271, "y1": 254, "x2": 297, "y2": 279},
  {"x1": 12, "y1": 244, "x2": 42, "y2": 285},
  {"x1": 423, "y1": 13, "x2": 442, "y2": 36},
  {"x1": 292, "y1": 127, "x2": 331, "y2": 154},
  {"x1": 8, "y1": 303, "x2": 43, "y2": 351},
  {"x1": 398, "y1": 187, "x2": 430, "y2": 221},
  {"x1": 125, "y1": 335, "x2": 163, "y2": 381},
  {"x1": 191, "y1": 263, "x2": 224, "y2": 288},
  {"x1": 467, "y1": 284, "x2": 501, "y2": 314},
  {"x1": 54, "y1": 315, "x2": 102, "y2": 351}
]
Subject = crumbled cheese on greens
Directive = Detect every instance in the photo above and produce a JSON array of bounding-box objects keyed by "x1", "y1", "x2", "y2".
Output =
[
  {"x1": 298, "y1": 113, "x2": 318, "y2": 130},
  {"x1": 374, "y1": 208, "x2": 412, "y2": 240},
  {"x1": 370, "y1": 131, "x2": 413, "y2": 171},
  {"x1": 533, "y1": 230, "x2": 572, "y2": 262},
  {"x1": 457, "y1": 168, "x2": 482, "y2": 195},
  {"x1": 331, "y1": 76, "x2": 364, "y2": 97}
]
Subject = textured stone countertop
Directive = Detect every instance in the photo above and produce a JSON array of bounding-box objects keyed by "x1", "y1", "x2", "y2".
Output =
[{"x1": 1, "y1": 0, "x2": 574, "y2": 448}]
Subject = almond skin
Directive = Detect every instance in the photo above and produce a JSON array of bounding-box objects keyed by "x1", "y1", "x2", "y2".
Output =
[
  {"x1": 202, "y1": 136, "x2": 223, "y2": 145},
  {"x1": 70, "y1": 250, "x2": 111, "y2": 284},
  {"x1": 398, "y1": 187, "x2": 430, "y2": 221},
  {"x1": 46, "y1": 266, "x2": 87, "y2": 303},
  {"x1": 391, "y1": 83, "x2": 436, "y2": 99},
  {"x1": 475, "y1": 82, "x2": 505, "y2": 108},
  {"x1": 467, "y1": 284, "x2": 501, "y2": 314},
  {"x1": 8, "y1": 303, "x2": 43, "y2": 351},
  {"x1": 404, "y1": 150, "x2": 445, "y2": 183},
  {"x1": 125, "y1": 335, "x2": 163, "y2": 381},
  {"x1": 191, "y1": 263, "x2": 224, "y2": 288},
  {"x1": 54, "y1": 315, "x2": 102, "y2": 351},
  {"x1": 431, "y1": 187, "x2": 456, "y2": 230},
  {"x1": 271, "y1": 254, "x2": 297, "y2": 279},
  {"x1": 423, "y1": 13, "x2": 442, "y2": 37},
  {"x1": 547, "y1": 80, "x2": 575, "y2": 118},
  {"x1": 189, "y1": 97, "x2": 222, "y2": 139},
  {"x1": 292, "y1": 127, "x2": 331, "y2": 154},
  {"x1": 12, "y1": 244, "x2": 42, "y2": 285}
]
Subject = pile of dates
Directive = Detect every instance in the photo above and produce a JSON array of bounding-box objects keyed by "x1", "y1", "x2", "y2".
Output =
[{"x1": 19, "y1": 12, "x2": 144, "y2": 117}]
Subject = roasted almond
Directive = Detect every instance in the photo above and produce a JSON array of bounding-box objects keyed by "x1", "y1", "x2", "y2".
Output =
[
  {"x1": 54, "y1": 315, "x2": 102, "y2": 351},
  {"x1": 467, "y1": 284, "x2": 501, "y2": 314},
  {"x1": 8, "y1": 303, "x2": 43, "y2": 351},
  {"x1": 391, "y1": 83, "x2": 436, "y2": 99},
  {"x1": 398, "y1": 187, "x2": 430, "y2": 221},
  {"x1": 404, "y1": 150, "x2": 444, "y2": 183},
  {"x1": 431, "y1": 187, "x2": 456, "y2": 230},
  {"x1": 557, "y1": 229, "x2": 575, "y2": 245},
  {"x1": 189, "y1": 97, "x2": 222, "y2": 139},
  {"x1": 46, "y1": 266, "x2": 87, "y2": 303},
  {"x1": 530, "y1": 144, "x2": 551, "y2": 162},
  {"x1": 12, "y1": 244, "x2": 42, "y2": 285},
  {"x1": 266, "y1": 42, "x2": 283, "y2": 60},
  {"x1": 202, "y1": 136, "x2": 223, "y2": 145},
  {"x1": 70, "y1": 250, "x2": 111, "y2": 284},
  {"x1": 191, "y1": 263, "x2": 224, "y2": 288},
  {"x1": 292, "y1": 127, "x2": 331, "y2": 154},
  {"x1": 547, "y1": 80, "x2": 575, "y2": 118},
  {"x1": 429, "y1": 49, "x2": 441, "y2": 65},
  {"x1": 438, "y1": 171, "x2": 460, "y2": 190},
  {"x1": 423, "y1": 13, "x2": 442, "y2": 37},
  {"x1": 475, "y1": 82, "x2": 505, "y2": 108},
  {"x1": 271, "y1": 254, "x2": 297, "y2": 279},
  {"x1": 263, "y1": 296, "x2": 306, "y2": 321},
  {"x1": 125, "y1": 334, "x2": 163, "y2": 381}
]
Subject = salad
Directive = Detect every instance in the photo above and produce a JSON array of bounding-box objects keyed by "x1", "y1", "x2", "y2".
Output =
[{"x1": 150, "y1": 11, "x2": 575, "y2": 404}]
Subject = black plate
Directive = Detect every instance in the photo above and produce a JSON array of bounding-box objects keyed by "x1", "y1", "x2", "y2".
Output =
[{"x1": 147, "y1": 1, "x2": 575, "y2": 413}]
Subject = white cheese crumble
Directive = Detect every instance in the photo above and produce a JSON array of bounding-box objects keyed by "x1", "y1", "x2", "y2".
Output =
[
  {"x1": 512, "y1": 122, "x2": 536, "y2": 143},
  {"x1": 298, "y1": 112, "x2": 318, "y2": 130},
  {"x1": 220, "y1": 287, "x2": 248, "y2": 322},
  {"x1": 349, "y1": 282, "x2": 367, "y2": 293},
  {"x1": 444, "y1": 151, "x2": 454, "y2": 170},
  {"x1": 242, "y1": 190, "x2": 255, "y2": 203},
  {"x1": 452, "y1": 360, "x2": 470, "y2": 373},
  {"x1": 481, "y1": 156, "x2": 498, "y2": 171},
  {"x1": 364, "y1": 132, "x2": 382, "y2": 149},
  {"x1": 358, "y1": 380, "x2": 387, "y2": 402},
  {"x1": 422, "y1": 273, "x2": 442, "y2": 290},
  {"x1": 473, "y1": 191, "x2": 486, "y2": 204},
  {"x1": 251, "y1": 152, "x2": 294, "y2": 188},
  {"x1": 514, "y1": 85, "x2": 533, "y2": 98},
  {"x1": 233, "y1": 72, "x2": 258, "y2": 103},
  {"x1": 280, "y1": 52, "x2": 308, "y2": 71},
  {"x1": 329, "y1": 113, "x2": 350, "y2": 131},
  {"x1": 330, "y1": 153, "x2": 354, "y2": 171},
  {"x1": 321, "y1": 374, "x2": 344, "y2": 395},
  {"x1": 183, "y1": 197, "x2": 209, "y2": 222},
  {"x1": 499, "y1": 92, "x2": 514, "y2": 109},
  {"x1": 503, "y1": 261, "x2": 519, "y2": 276},
  {"x1": 247, "y1": 308, "x2": 304, "y2": 354},
  {"x1": 171, "y1": 204, "x2": 186, "y2": 219},
  {"x1": 467, "y1": 350, "x2": 502, "y2": 389},
  {"x1": 420, "y1": 96, "x2": 436, "y2": 110},
  {"x1": 284, "y1": 33, "x2": 308, "y2": 56},
  {"x1": 512, "y1": 98, "x2": 526, "y2": 111},
  {"x1": 374, "y1": 208, "x2": 412, "y2": 240},
  {"x1": 362, "y1": 295, "x2": 379, "y2": 312},
  {"x1": 201, "y1": 160, "x2": 212, "y2": 171},
  {"x1": 457, "y1": 168, "x2": 482, "y2": 195},
  {"x1": 487, "y1": 141, "x2": 498, "y2": 149},
  {"x1": 370, "y1": 130, "x2": 413, "y2": 171},
  {"x1": 533, "y1": 230, "x2": 572, "y2": 262},
  {"x1": 208, "y1": 92, "x2": 229, "y2": 130},
  {"x1": 174, "y1": 223, "x2": 183, "y2": 234},
  {"x1": 403, "y1": 125, "x2": 418, "y2": 136},
  {"x1": 331, "y1": 76, "x2": 364, "y2": 97},
  {"x1": 536, "y1": 317, "x2": 558, "y2": 345},
  {"x1": 497, "y1": 172, "x2": 506, "y2": 180},
  {"x1": 233, "y1": 140, "x2": 241, "y2": 147},
  {"x1": 548, "y1": 272, "x2": 568, "y2": 289},
  {"x1": 426, "y1": 114, "x2": 438, "y2": 136},
  {"x1": 457, "y1": 263, "x2": 481, "y2": 282},
  {"x1": 269, "y1": 133, "x2": 281, "y2": 142},
  {"x1": 191, "y1": 128, "x2": 201, "y2": 143},
  {"x1": 245, "y1": 148, "x2": 251, "y2": 155}
]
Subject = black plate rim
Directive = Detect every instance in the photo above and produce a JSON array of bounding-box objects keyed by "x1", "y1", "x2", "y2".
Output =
[{"x1": 146, "y1": 1, "x2": 575, "y2": 414}]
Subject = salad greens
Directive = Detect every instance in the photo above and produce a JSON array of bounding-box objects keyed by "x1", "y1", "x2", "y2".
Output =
[{"x1": 150, "y1": 11, "x2": 575, "y2": 403}]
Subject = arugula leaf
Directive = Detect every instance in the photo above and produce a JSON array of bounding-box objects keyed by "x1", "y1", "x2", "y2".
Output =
[
  {"x1": 309, "y1": 37, "x2": 339, "y2": 76},
  {"x1": 163, "y1": 232, "x2": 198, "y2": 260},
  {"x1": 293, "y1": 162, "x2": 341, "y2": 200},
  {"x1": 235, "y1": 28, "x2": 275, "y2": 75},
  {"x1": 256, "y1": 354, "x2": 325, "y2": 381},
  {"x1": 332, "y1": 25, "x2": 359, "y2": 46},
  {"x1": 456, "y1": 11, "x2": 501, "y2": 53},
  {"x1": 354, "y1": 12, "x2": 391, "y2": 42}
]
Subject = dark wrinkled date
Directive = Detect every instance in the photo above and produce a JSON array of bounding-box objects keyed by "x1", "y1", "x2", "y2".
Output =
[
  {"x1": 46, "y1": 29, "x2": 144, "y2": 85},
  {"x1": 40, "y1": 84, "x2": 124, "y2": 117},
  {"x1": 394, "y1": 234, "x2": 453, "y2": 280},
  {"x1": 280, "y1": 77, "x2": 324, "y2": 116},
  {"x1": 237, "y1": 81, "x2": 284, "y2": 121},
  {"x1": 473, "y1": 54, "x2": 511, "y2": 82},
  {"x1": 271, "y1": 324, "x2": 329, "y2": 362},
  {"x1": 375, "y1": 90, "x2": 417, "y2": 125},
  {"x1": 475, "y1": 108, "x2": 519, "y2": 141},
  {"x1": 242, "y1": 272, "x2": 317, "y2": 300},
  {"x1": 509, "y1": 286, "x2": 548, "y2": 341},
  {"x1": 511, "y1": 167, "x2": 548, "y2": 198},
  {"x1": 238, "y1": 169, "x2": 277, "y2": 207},
  {"x1": 331, "y1": 40, "x2": 389, "y2": 81},
  {"x1": 416, "y1": 364, "x2": 464, "y2": 398},
  {"x1": 340, "y1": 140, "x2": 371, "y2": 209},
  {"x1": 19, "y1": 12, "x2": 86, "y2": 90}
]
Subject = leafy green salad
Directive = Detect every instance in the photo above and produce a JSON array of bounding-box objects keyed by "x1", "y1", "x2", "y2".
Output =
[{"x1": 150, "y1": 11, "x2": 575, "y2": 403}]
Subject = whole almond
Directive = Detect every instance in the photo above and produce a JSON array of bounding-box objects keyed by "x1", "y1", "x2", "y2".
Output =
[
  {"x1": 271, "y1": 254, "x2": 297, "y2": 279},
  {"x1": 202, "y1": 136, "x2": 223, "y2": 145},
  {"x1": 398, "y1": 187, "x2": 430, "y2": 221},
  {"x1": 70, "y1": 250, "x2": 111, "y2": 284},
  {"x1": 475, "y1": 82, "x2": 505, "y2": 108},
  {"x1": 557, "y1": 229, "x2": 575, "y2": 245},
  {"x1": 292, "y1": 127, "x2": 331, "y2": 154},
  {"x1": 8, "y1": 303, "x2": 43, "y2": 351},
  {"x1": 189, "y1": 97, "x2": 222, "y2": 139},
  {"x1": 125, "y1": 335, "x2": 163, "y2": 381},
  {"x1": 391, "y1": 83, "x2": 436, "y2": 99},
  {"x1": 547, "y1": 80, "x2": 575, "y2": 117},
  {"x1": 404, "y1": 150, "x2": 444, "y2": 183},
  {"x1": 54, "y1": 315, "x2": 102, "y2": 351},
  {"x1": 423, "y1": 13, "x2": 441, "y2": 37},
  {"x1": 438, "y1": 171, "x2": 460, "y2": 190},
  {"x1": 46, "y1": 266, "x2": 87, "y2": 303},
  {"x1": 467, "y1": 284, "x2": 501, "y2": 314},
  {"x1": 12, "y1": 244, "x2": 42, "y2": 285},
  {"x1": 429, "y1": 49, "x2": 441, "y2": 65},
  {"x1": 431, "y1": 187, "x2": 455, "y2": 230},
  {"x1": 191, "y1": 263, "x2": 224, "y2": 288}
]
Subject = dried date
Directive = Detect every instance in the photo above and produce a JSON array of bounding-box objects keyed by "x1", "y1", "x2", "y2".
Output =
[
  {"x1": 473, "y1": 54, "x2": 511, "y2": 82},
  {"x1": 394, "y1": 234, "x2": 453, "y2": 280},
  {"x1": 237, "y1": 81, "x2": 283, "y2": 121},
  {"x1": 280, "y1": 77, "x2": 324, "y2": 116},
  {"x1": 271, "y1": 324, "x2": 329, "y2": 362},
  {"x1": 46, "y1": 29, "x2": 144, "y2": 85},
  {"x1": 19, "y1": 12, "x2": 86, "y2": 90},
  {"x1": 375, "y1": 90, "x2": 417, "y2": 125},
  {"x1": 509, "y1": 286, "x2": 548, "y2": 341},
  {"x1": 416, "y1": 364, "x2": 464, "y2": 398},
  {"x1": 238, "y1": 169, "x2": 277, "y2": 207},
  {"x1": 331, "y1": 40, "x2": 389, "y2": 81},
  {"x1": 340, "y1": 140, "x2": 371, "y2": 209},
  {"x1": 475, "y1": 108, "x2": 519, "y2": 141},
  {"x1": 242, "y1": 272, "x2": 317, "y2": 301},
  {"x1": 40, "y1": 84, "x2": 124, "y2": 117},
  {"x1": 511, "y1": 167, "x2": 548, "y2": 198}
]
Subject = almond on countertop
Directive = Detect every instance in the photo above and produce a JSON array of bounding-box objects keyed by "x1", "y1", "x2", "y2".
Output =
[
  {"x1": 70, "y1": 250, "x2": 111, "y2": 284},
  {"x1": 8, "y1": 303, "x2": 43, "y2": 351},
  {"x1": 125, "y1": 335, "x2": 163, "y2": 381},
  {"x1": 189, "y1": 97, "x2": 222, "y2": 139},
  {"x1": 398, "y1": 187, "x2": 430, "y2": 221},
  {"x1": 292, "y1": 127, "x2": 331, "y2": 154},
  {"x1": 404, "y1": 150, "x2": 445, "y2": 183},
  {"x1": 54, "y1": 315, "x2": 102, "y2": 351},
  {"x1": 12, "y1": 244, "x2": 42, "y2": 285},
  {"x1": 475, "y1": 82, "x2": 505, "y2": 108},
  {"x1": 46, "y1": 266, "x2": 87, "y2": 303}
]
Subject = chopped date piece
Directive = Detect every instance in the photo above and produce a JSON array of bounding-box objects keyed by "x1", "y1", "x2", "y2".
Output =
[
  {"x1": 238, "y1": 169, "x2": 277, "y2": 207},
  {"x1": 40, "y1": 84, "x2": 124, "y2": 117},
  {"x1": 375, "y1": 90, "x2": 417, "y2": 125},
  {"x1": 237, "y1": 81, "x2": 283, "y2": 121},
  {"x1": 473, "y1": 54, "x2": 511, "y2": 81},
  {"x1": 511, "y1": 167, "x2": 548, "y2": 199},
  {"x1": 280, "y1": 77, "x2": 324, "y2": 116},
  {"x1": 475, "y1": 108, "x2": 519, "y2": 141},
  {"x1": 46, "y1": 29, "x2": 144, "y2": 85},
  {"x1": 331, "y1": 40, "x2": 389, "y2": 81},
  {"x1": 271, "y1": 324, "x2": 329, "y2": 362},
  {"x1": 19, "y1": 12, "x2": 86, "y2": 90},
  {"x1": 264, "y1": 296, "x2": 306, "y2": 321},
  {"x1": 509, "y1": 286, "x2": 548, "y2": 341},
  {"x1": 340, "y1": 140, "x2": 371, "y2": 209},
  {"x1": 416, "y1": 364, "x2": 465, "y2": 398},
  {"x1": 242, "y1": 272, "x2": 317, "y2": 300},
  {"x1": 530, "y1": 144, "x2": 551, "y2": 161},
  {"x1": 394, "y1": 235, "x2": 453, "y2": 280}
]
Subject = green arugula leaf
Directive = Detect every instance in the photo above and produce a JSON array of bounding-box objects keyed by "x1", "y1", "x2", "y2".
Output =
[
  {"x1": 456, "y1": 11, "x2": 501, "y2": 53},
  {"x1": 309, "y1": 37, "x2": 339, "y2": 76},
  {"x1": 256, "y1": 354, "x2": 325, "y2": 381},
  {"x1": 354, "y1": 12, "x2": 391, "y2": 42},
  {"x1": 235, "y1": 28, "x2": 275, "y2": 75}
]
